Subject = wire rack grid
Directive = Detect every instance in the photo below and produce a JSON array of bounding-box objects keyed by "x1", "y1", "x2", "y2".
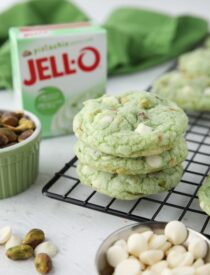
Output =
[{"x1": 42, "y1": 90, "x2": 210, "y2": 239}]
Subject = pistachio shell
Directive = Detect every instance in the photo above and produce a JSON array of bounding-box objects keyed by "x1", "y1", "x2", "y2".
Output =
[
  {"x1": 35, "y1": 253, "x2": 52, "y2": 274},
  {"x1": 17, "y1": 117, "x2": 35, "y2": 131},
  {"x1": 22, "y1": 229, "x2": 45, "y2": 249},
  {"x1": 18, "y1": 129, "x2": 33, "y2": 142},
  {"x1": 1, "y1": 112, "x2": 19, "y2": 127},
  {"x1": 0, "y1": 128, "x2": 17, "y2": 142},
  {"x1": 6, "y1": 244, "x2": 33, "y2": 260}
]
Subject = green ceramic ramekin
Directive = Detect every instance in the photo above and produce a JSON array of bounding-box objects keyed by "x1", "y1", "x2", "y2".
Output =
[{"x1": 0, "y1": 111, "x2": 41, "y2": 199}]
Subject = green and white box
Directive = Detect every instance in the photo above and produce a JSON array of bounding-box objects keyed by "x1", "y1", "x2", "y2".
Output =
[{"x1": 10, "y1": 23, "x2": 106, "y2": 137}]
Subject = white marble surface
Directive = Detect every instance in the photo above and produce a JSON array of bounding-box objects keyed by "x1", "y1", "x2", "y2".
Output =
[{"x1": 0, "y1": 1, "x2": 209, "y2": 274}]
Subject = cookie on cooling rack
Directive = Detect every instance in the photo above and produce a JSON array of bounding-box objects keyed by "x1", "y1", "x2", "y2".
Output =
[
  {"x1": 152, "y1": 71, "x2": 210, "y2": 111},
  {"x1": 198, "y1": 175, "x2": 210, "y2": 216},
  {"x1": 178, "y1": 48, "x2": 210, "y2": 78},
  {"x1": 75, "y1": 137, "x2": 187, "y2": 175},
  {"x1": 73, "y1": 91, "x2": 188, "y2": 158},
  {"x1": 77, "y1": 163, "x2": 183, "y2": 200}
]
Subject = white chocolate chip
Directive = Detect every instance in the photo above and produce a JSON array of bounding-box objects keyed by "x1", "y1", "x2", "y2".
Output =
[
  {"x1": 167, "y1": 251, "x2": 184, "y2": 268},
  {"x1": 5, "y1": 234, "x2": 21, "y2": 250},
  {"x1": 196, "y1": 263, "x2": 210, "y2": 275},
  {"x1": 141, "y1": 231, "x2": 154, "y2": 243},
  {"x1": 179, "y1": 252, "x2": 194, "y2": 267},
  {"x1": 129, "y1": 256, "x2": 146, "y2": 270},
  {"x1": 146, "y1": 155, "x2": 162, "y2": 168},
  {"x1": 204, "y1": 87, "x2": 210, "y2": 96},
  {"x1": 193, "y1": 258, "x2": 204, "y2": 268},
  {"x1": 92, "y1": 180, "x2": 101, "y2": 188},
  {"x1": 200, "y1": 201, "x2": 205, "y2": 209},
  {"x1": 34, "y1": 241, "x2": 57, "y2": 258},
  {"x1": 101, "y1": 155, "x2": 110, "y2": 160},
  {"x1": 173, "y1": 266, "x2": 195, "y2": 275},
  {"x1": 82, "y1": 165, "x2": 94, "y2": 174},
  {"x1": 161, "y1": 269, "x2": 173, "y2": 275},
  {"x1": 101, "y1": 115, "x2": 113, "y2": 124},
  {"x1": 139, "y1": 261, "x2": 146, "y2": 271},
  {"x1": 114, "y1": 258, "x2": 141, "y2": 275},
  {"x1": 140, "y1": 250, "x2": 164, "y2": 266},
  {"x1": 188, "y1": 238, "x2": 208, "y2": 259},
  {"x1": 114, "y1": 239, "x2": 128, "y2": 251},
  {"x1": 107, "y1": 245, "x2": 128, "y2": 267},
  {"x1": 149, "y1": 234, "x2": 167, "y2": 250},
  {"x1": 127, "y1": 233, "x2": 148, "y2": 257},
  {"x1": 181, "y1": 86, "x2": 193, "y2": 95},
  {"x1": 151, "y1": 260, "x2": 168, "y2": 274},
  {"x1": 164, "y1": 221, "x2": 188, "y2": 245},
  {"x1": 135, "y1": 123, "x2": 152, "y2": 135},
  {"x1": 166, "y1": 245, "x2": 186, "y2": 256},
  {"x1": 0, "y1": 226, "x2": 12, "y2": 245},
  {"x1": 167, "y1": 251, "x2": 194, "y2": 268},
  {"x1": 160, "y1": 241, "x2": 172, "y2": 253}
]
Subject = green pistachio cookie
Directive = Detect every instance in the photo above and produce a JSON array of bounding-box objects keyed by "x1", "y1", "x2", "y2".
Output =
[
  {"x1": 198, "y1": 175, "x2": 210, "y2": 216},
  {"x1": 77, "y1": 163, "x2": 183, "y2": 200},
  {"x1": 75, "y1": 137, "x2": 187, "y2": 175},
  {"x1": 178, "y1": 49, "x2": 210, "y2": 78},
  {"x1": 73, "y1": 91, "x2": 188, "y2": 158},
  {"x1": 152, "y1": 71, "x2": 210, "y2": 111}
]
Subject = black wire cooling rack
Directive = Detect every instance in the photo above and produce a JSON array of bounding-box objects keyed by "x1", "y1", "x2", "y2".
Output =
[{"x1": 42, "y1": 78, "x2": 210, "y2": 239}]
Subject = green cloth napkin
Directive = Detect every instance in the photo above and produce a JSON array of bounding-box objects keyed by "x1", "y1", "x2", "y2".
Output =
[
  {"x1": 105, "y1": 8, "x2": 208, "y2": 74},
  {"x1": 0, "y1": 0, "x2": 208, "y2": 89}
]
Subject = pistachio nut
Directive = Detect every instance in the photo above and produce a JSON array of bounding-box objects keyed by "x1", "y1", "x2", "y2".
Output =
[
  {"x1": 14, "y1": 111, "x2": 24, "y2": 119},
  {"x1": 18, "y1": 129, "x2": 34, "y2": 142},
  {"x1": 6, "y1": 244, "x2": 33, "y2": 260},
  {"x1": 0, "y1": 134, "x2": 9, "y2": 147},
  {"x1": 0, "y1": 110, "x2": 35, "y2": 149},
  {"x1": 16, "y1": 117, "x2": 35, "y2": 132},
  {"x1": 35, "y1": 253, "x2": 52, "y2": 274},
  {"x1": 0, "y1": 128, "x2": 17, "y2": 142},
  {"x1": 22, "y1": 228, "x2": 45, "y2": 249},
  {"x1": 1, "y1": 112, "x2": 19, "y2": 127}
]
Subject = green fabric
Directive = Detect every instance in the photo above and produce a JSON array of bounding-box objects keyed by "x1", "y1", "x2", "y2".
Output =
[
  {"x1": 0, "y1": 1, "x2": 208, "y2": 89},
  {"x1": 0, "y1": 42, "x2": 11, "y2": 89},
  {"x1": 105, "y1": 8, "x2": 208, "y2": 74}
]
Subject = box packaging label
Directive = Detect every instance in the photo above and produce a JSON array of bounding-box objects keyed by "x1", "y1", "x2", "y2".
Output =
[{"x1": 10, "y1": 23, "x2": 106, "y2": 137}]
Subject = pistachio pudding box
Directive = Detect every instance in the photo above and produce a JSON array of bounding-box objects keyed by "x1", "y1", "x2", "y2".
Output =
[{"x1": 10, "y1": 23, "x2": 107, "y2": 137}]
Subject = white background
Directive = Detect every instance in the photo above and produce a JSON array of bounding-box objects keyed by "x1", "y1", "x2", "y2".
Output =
[{"x1": 0, "y1": 1, "x2": 210, "y2": 274}]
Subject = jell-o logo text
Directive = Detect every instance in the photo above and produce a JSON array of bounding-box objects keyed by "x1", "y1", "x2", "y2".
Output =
[{"x1": 23, "y1": 47, "x2": 100, "y2": 86}]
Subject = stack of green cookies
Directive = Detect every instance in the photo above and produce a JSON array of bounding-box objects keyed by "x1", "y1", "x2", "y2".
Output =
[
  {"x1": 73, "y1": 91, "x2": 188, "y2": 200},
  {"x1": 152, "y1": 48, "x2": 210, "y2": 112}
]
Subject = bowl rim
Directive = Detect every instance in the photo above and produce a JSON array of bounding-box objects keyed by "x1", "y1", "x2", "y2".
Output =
[
  {"x1": 95, "y1": 221, "x2": 210, "y2": 274},
  {"x1": 0, "y1": 110, "x2": 41, "y2": 153}
]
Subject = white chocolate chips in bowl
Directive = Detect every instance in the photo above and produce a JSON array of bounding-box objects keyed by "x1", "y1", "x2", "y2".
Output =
[{"x1": 95, "y1": 221, "x2": 210, "y2": 275}]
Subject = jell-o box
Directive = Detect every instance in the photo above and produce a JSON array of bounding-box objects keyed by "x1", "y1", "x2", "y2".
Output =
[{"x1": 10, "y1": 22, "x2": 106, "y2": 137}]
